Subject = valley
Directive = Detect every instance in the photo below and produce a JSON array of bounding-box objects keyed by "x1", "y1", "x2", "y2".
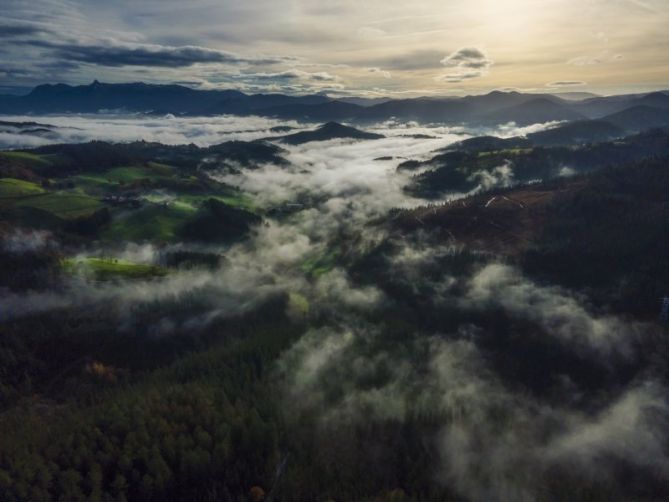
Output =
[{"x1": 2, "y1": 109, "x2": 669, "y2": 500}]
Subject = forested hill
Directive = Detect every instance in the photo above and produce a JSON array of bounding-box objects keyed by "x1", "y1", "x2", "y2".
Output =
[{"x1": 391, "y1": 154, "x2": 669, "y2": 317}]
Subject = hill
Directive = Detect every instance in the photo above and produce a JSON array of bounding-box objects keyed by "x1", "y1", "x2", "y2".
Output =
[
  {"x1": 526, "y1": 120, "x2": 624, "y2": 146},
  {"x1": 601, "y1": 105, "x2": 669, "y2": 132},
  {"x1": 3, "y1": 82, "x2": 669, "y2": 129},
  {"x1": 573, "y1": 91, "x2": 669, "y2": 119},
  {"x1": 392, "y1": 154, "x2": 669, "y2": 316},
  {"x1": 484, "y1": 98, "x2": 585, "y2": 125},
  {"x1": 257, "y1": 101, "x2": 363, "y2": 121},
  {"x1": 335, "y1": 97, "x2": 392, "y2": 107},
  {"x1": 551, "y1": 92, "x2": 600, "y2": 101},
  {"x1": 404, "y1": 128, "x2": 669, "y2": 198},
  {"x1": 0, "y1": 80, "x2": 330, "y2": 115},
  {"x1": 357, "y1": 91, "x2": 563, "y2": 124},
  {"x1": 445, "y1": 135, "x2": 532, "y2": 152},
  {"x1": 635, "y1": 91, "x2": 669, "y2": 109},
  {"x1": 274, "y1": 122, "x2": 384, "y2": 145}
]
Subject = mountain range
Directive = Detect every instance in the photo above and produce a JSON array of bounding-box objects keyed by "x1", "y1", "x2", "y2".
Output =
[{"x1": 2, "y1": 81, "x2": 669, "y2": 131}]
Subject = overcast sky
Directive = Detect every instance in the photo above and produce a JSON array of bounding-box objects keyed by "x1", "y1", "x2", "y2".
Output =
[{"x1": 1, "y1": 0, "x2": 668, "y2": 96}]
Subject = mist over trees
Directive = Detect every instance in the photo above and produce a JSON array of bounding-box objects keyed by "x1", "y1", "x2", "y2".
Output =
[{"x1": 1, "y1": 111, "x2": 669, "y2": 501}]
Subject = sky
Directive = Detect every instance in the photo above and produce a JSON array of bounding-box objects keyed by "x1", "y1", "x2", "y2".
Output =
[{"x1": 1, "y1": 0, "x2": 668, "y2": 97}]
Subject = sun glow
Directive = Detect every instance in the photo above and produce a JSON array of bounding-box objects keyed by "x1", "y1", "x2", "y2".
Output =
[{"x1": 478, "y1": 0, "x2": 547, "y2": 41}]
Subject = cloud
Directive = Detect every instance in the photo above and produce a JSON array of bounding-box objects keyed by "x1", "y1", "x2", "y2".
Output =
[
  {"x1": 0, "y1": 115, "x2": 474, "y2": 327},
  {"x1": 314, "y1": 269, "x2": 384, "y2": 310},
  {"x1": 0, "y1": 3, "x2": 297, "y2": 89},
  {"x1": 309, "y1": 71, "x2": 340, "y2": 82},
  {"x1": 437, "y1": 378, "x2": 669, "y2": 500},
  {"x1": 35, "y1": 40, "x2": 291, "y2": 68},
  {"x1": 0, "y1": 21, "x2": 47, "y2": 38},
  {"x1": 360, "y1": 49, "x2": 447, "y2": 71},
  {"x1": 226, "y1": 69, "x2": 345, "y2": 94},
  {"x1": 463, "y1": 263, "x2": 648, "y2": 356},
  {"x1": 492, "y1": 120, "x2": 564, "y2": 138},
  {"x1": 626, "y1": 0, "x2": 661, "y2": 13},
  {"x1": 1, "y1": 228, "x2": 55, "y2": 254},
  {"x1": 357, "y1": 26, "x2": 386, "y2": 39},
  {"x1": 438, "y1": 47, "x2": 493, "y2": 83},
  {"x1": 213, "y1": 125, "x2": 465, "y2": 216},
  {"x1": 547, "y1": 382, "x2": 669, "y2": 473},
  {"x1": 568, "y1": 52, "x2": 623, "y2": 66},
  {"x1": 546, "y1": 80, "x2": 588, "y2": 87},
  {"x1": 277, "y1": 322, "x2": 669, "y2": 500},
  {"x1": 236, "y1": 71, "x2": 305, "y2": 81},
  {"x1": 2, "y1": 0, "x2": 669, "y2": 94},
  {"x1": 274, "y1": 260, "x2": 665, "y2": 500},
  {"x1": 0, "y1": 113, "x2": 311, "y2": 148},
  {"x1": 236, "y1": 69, "x2": 340, "y2": 82},
  {"x1": 366, "y1": 67, "x2": 392, "y2": 79},
  {"x1": 467, "y1": 162, "x2": 515, "y2": 193},
  {"x1": 441, "y1": 48, "x2": 491, "y2": 69}
]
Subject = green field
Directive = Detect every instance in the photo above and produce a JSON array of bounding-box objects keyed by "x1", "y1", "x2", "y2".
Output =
[
  {"x1": 0, "y1": 151, "x2": 53, "y2": 167},
  {"x1": 0, "y1": 177, "x2": 103, "y2": 219},
  {"x1": 138, "y1": 193, "x2": 257, "y2": 214},
  {"x1": 72, "y1": 174, "x2": 117, "y2": 192},
  {"x1": 81, "y1": 165, "x2": 173, "y2": 184},
  {"x1": 102, "y1": 204, "x2": 195, "y2": 242},
  {"x1": 62, "y1": 257, "x2": 167, "y2": 280},
  {"x1": 214, "y1": 194, "x2": 256, "y2": 212},
  {"x1": 0, "y1": 150, "x2": 258, "y2": 243},
  {"x1": 301, "y1": 249, "x2": 339, "y2": 278},
  {"x1": 179, "y1": 193, "x2": 257, "y2": 212},
  {"x1": 140, "y1": 194, "x2": 198, "y2": 212},
  {"x1": 73, "y1": 165, "x2": 206, "y2": 198},
  {"x1": 288, "y1": 292, "x2": 310, "y2": 317},
  {"x1": 0, "y1": 177, "x2": 46, "y2": 198},
  {"x1": 13, "y1": 192, "x2": 104, "y2": 219}
]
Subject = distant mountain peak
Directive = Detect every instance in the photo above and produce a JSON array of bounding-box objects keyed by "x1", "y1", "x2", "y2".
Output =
[{"x1": 487, "y1": 90, "x2": 520, "y2": 96}]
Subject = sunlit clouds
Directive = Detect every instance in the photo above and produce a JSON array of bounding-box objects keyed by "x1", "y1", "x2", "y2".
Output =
[{"x1": 1, "y1": 0, "x2": 668, "y2": 95}]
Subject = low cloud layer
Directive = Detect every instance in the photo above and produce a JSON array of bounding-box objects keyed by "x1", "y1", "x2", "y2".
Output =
[
  {"x1": 0, "y1": 117, "x2": 556, "y2": 326},
  {"x1": 275, "y1": 256, "x2": 666, "y2": 500},
  {"x1": 463, "y1": 263, "x2": 648, "y2": 357},
  {"x1": 0, "y1": 114, "x2": 310, "y2": 149}
]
